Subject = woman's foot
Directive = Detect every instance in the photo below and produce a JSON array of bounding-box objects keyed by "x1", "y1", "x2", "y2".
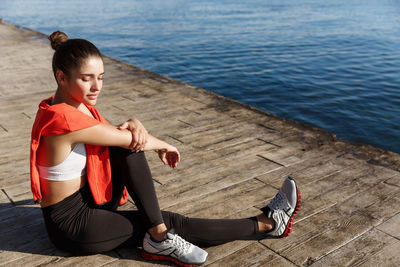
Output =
[
  {"x1": 256, "y1": 213, "x2": 275, "y2": 232},
  {"x1": 142, "y1": 232, "x2": 208, "y2": 267},
  {"x1": 148, "y1": 223, "x2": 168, "y2": 242},
  {"x1": 261, "y1": 177, "x2": 301, "y2": 237}
]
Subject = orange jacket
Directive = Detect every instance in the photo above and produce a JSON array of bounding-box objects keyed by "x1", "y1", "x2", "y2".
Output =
[{"x1": 30, "y1": 96, "x2": 127, "y2": 205}]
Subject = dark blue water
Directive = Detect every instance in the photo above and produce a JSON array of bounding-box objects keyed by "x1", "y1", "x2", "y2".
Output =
[{"x1": 1, "y1": 0, "x2": 400, "y2": 153}]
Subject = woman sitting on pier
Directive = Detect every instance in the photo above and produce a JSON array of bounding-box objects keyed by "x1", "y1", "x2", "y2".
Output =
[{"x1": 29, "y1": 31, "x2": 300, "y2": 267}]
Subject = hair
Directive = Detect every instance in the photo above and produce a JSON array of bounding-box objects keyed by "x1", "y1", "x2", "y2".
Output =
[{"x1": 48, "y1": 31, "x2": 102, "y2": 79}]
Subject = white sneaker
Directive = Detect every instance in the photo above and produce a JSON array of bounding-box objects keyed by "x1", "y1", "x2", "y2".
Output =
[
  {"x1": 261, "y1": 177, "x2": 301, "y2": 237},
  {"x1": 141, "y1": 232, "x2": 208, "y2": 266}
]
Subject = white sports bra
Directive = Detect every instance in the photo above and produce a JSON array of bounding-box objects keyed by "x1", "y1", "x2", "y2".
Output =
[{"x1": 38, "y1": 143, "x2": 87, "y2": 181}]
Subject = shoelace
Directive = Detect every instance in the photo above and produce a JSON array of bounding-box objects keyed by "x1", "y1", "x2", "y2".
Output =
[{"x1": 168, "y1": 234, "x2": 192, "y2": 256}]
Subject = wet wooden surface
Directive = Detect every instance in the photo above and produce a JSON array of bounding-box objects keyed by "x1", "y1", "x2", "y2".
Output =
[{"x1": 1, "y1": 22, "x2": 400, "y2": 267}]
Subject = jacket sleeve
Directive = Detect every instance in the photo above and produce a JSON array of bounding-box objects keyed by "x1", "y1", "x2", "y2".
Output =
[{"x1": 42, "y1": 104, "x2": 101, "y2": 135}]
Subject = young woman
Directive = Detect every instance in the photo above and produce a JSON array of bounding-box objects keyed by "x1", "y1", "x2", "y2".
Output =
[{"x1": 29, "y1": 31, "x2": 301, "y2": 267}]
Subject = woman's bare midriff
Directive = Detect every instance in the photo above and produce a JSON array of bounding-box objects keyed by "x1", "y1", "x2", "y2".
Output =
[{"x1": 39, "y1": 175, "x2": 87, "y2": 208}]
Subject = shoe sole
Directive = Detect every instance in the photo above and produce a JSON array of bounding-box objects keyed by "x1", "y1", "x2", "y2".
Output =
[
  {"x1": 141, "y1": 250, "x2": 204, "y2": 267},
  {"x1": 281, "y1": 179, "x2": 301, "y2": 238}
]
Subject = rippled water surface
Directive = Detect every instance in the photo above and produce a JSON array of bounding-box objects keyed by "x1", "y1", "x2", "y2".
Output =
[{"x1": 1, "y1": 0, "x2": 399, "y2": 152}]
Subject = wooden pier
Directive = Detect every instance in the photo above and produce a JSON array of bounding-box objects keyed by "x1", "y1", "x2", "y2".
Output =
[{"x1": 1, "y1": 22, "x2": 400, "y2": 266}]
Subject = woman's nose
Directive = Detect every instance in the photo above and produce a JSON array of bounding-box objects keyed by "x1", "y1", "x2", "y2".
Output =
[{"x1": 91, "y1": 79, "x2": 102, "y2": 91}]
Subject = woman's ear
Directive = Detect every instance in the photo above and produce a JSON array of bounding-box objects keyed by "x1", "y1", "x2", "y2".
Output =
[{"x1": 56, "y1": 70, "x2": 67, "y2": 85}]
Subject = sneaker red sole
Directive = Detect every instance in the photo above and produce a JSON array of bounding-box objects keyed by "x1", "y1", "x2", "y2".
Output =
[
  {"x1": 141, "y1": 250, "x2": 202, "y2": 267},
  {"x1": 282, "y1": 186, "x2": 301, "y2": 237}
]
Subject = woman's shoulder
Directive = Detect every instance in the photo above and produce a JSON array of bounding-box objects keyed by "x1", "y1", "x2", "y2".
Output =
[{"x1": 34, "y1": 97, "x2": 102, "y2": 135}]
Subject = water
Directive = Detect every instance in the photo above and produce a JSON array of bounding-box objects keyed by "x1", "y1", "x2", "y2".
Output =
[{"x1": 1, "y1": 0, "x2": 400, "y2": 153}]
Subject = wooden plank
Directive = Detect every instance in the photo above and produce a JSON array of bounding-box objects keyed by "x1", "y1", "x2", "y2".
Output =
[
  {"x1": 0, "y1": 204, "x2": 43, "y2": 235},
  {"x1": 312, "y1": 228, "x2": 399, "y2": 267},
  {"x1": 166, "y1": 179, "x2": 277, "y2": 218},
  {"x1": 175, "y1": 123, "x2": 266, "y2": 150},
  {"x1": 384, "y1": 173, "x2": 400, "y2": 187},
  {"x1": 288, "y1": 168, "x2": 371, "y2": 222},
  {"x1": 0, "y1": 222, "x2": 49, "y2": 261},
  {"x1": 2, "y1": 181, "x2": 33, "y2": 203},
  {"x1": 168, "y1": 117, "x2": 245, "y2": 139},
  {"x1": 0, "y1": 237, "x2": 63, "y2": 267},
  {"x1": 287, "y1": 160, "x2": 398, "y2": 223},
  {"x1": 256, "y1": 146, "x2": 306, "y2": 167},
  {"x1": 150, "y1": 138, "x2": 278, "y2": 186},
  {"x1": 356, "y1": 240, "x2": 400, "y2": 267},
  {"x1": 156, "y1": 154, "x2": 281, "y2": 209},
  {"x1": 41, "y1": 252, "x2": 119, "y2": 267},
  {"x1": 256, "y1": 149, "x2": 354, "y2": 188},
  {"x1": 159, "y1": 159, "x2": 280, "y2": 210},
  {"x1": 377, "y1": 213, "x2": 400, "y2": 239},
  {"x1": 0, "y1": 161, "x2": 30, "y2": 179},
  {"x1": 203, "y1": 241, "x2": 253, "y2": 265},
  {"x1": 208, "y1": 242, "x2": 295, "y2": 267},
  {"x1": 0, "y1": 188, "x2": 11, "y2": 205},
  {"x1": 0, "y1": 172, "x2": 30, "y2": 188}
]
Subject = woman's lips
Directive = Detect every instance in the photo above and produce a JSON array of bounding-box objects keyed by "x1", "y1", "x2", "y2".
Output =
[{"x1": 87, "y1": 94, "x2": 99, "y2": 100}]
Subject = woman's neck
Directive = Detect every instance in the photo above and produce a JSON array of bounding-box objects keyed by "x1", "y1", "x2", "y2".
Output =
[
  {"x1": 52, "y1": 88, "x2": 94, "y2": 117},
  {"x1": 52, "y1": 88, "x2": 83, "y2": 110}
]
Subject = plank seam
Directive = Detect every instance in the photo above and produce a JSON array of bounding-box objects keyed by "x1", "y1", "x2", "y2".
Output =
[
  {"x1": 0, "y1": 124, "x2": 8, "y2": 132},
  {"x1": 383, "y1": 179, "x2": 400, "y2": 188},
  {"x1": 189, "y1": 97, "x2": 206, "y2": 104},
  {"x1": 112, "y1": 104, "x2": 124, "y2": 111},
  {"x1": 375, "y1": 227, "x2": 400, "y2": 242},
  {"x1": 257, "y1": 241, "x2": 300, "y2": 266},
  {"x1": 206, "y1": 138, "x2": 268, "y2": 153},
  {"x1": 121, "y1": 95, "x2": 136, "y2": 102},
  {"x1": 98, "y1": 258, "x2": 121, "y2": 267},
  {"x1": 256, "y1": 154, "x2": 285, "y2": 167},
  {"x1": 253, "y1": 177, "x2": 280, "y2": 190},
  {"x1": 184, "y1": 107, "x2": 201, "y2": 115},
  {"x1": 257, "y1": 123, "x2": 277, "y2": 132},
  {"x1": 166, "y1": 135, "x2": 184, "y2": 144},
  {"x1": 256, "y1": 137, "x2": 282, "y2": 148},
  {"x1": 177, "y1": 119, "x2": 194, "y2": 127},
  {"x1": 22, "y1": 112, "x2": 31, "y2": 119},
  {"x1": 153, "y1": 178, "x2": 162, "y2": 185},
  {"x1": 1, "y1": 188, "x2": 15, "y2": 205}
]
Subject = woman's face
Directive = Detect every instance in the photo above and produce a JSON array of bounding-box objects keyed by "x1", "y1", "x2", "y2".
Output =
[{"x1": 64, "y1": 56, "x2": 104, "y2": 106}]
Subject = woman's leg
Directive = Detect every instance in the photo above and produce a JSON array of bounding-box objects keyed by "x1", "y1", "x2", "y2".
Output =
[
  {"x1": 42, "y1": 185, "x2": 140, "y2": 255},
  {"x1": 162, "y1": 211, "x2": 259, "y2": 247},
  {"x1": 107, "y1": 147, "x2": 273, "y2": 247},
  {"x1": 108, "y1": 147, "x2": 164, "y2": 228}
]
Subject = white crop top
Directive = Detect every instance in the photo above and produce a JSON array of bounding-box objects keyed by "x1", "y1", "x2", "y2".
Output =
[{"x1": 37, "y1": 143, "x2": 87, "y2": 181}]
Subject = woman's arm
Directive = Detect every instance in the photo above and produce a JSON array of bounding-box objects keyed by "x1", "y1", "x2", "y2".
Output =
[
  {"x1": 117, "y1": 118, "x2": 149, "y2": 151},
  {"x1": 63, "y1": 123, "x2": 172, "y2": 151},
  {"x1": 52, "y1": 123, "x2": 180, "y2": 167},
  {"x1": 65, "y1": 123, "x2": 133, "y2": 148}
]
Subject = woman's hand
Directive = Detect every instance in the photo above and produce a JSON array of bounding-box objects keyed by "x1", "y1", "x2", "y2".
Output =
[
  {"x1": 117, "y1": 118, "x2": 149, "y2": 152},
  {"x1": 158, "y1": 145, "x2": 180, "y2": 168}
]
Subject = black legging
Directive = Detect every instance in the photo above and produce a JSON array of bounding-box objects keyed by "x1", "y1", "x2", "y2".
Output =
[{"x1": 41, "y1": 147, "x2": 259, "y2": 255}]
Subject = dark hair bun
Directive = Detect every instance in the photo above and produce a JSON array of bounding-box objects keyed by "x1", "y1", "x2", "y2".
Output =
[{"x1": 48, "y1": 31, "x2": 69, "y2": 50}]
